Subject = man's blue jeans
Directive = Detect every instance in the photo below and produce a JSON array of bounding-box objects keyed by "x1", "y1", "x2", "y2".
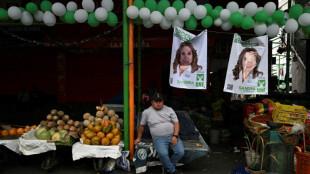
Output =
[{"x1": 153, "y1": 135, "x2": 184, "y2": 173}]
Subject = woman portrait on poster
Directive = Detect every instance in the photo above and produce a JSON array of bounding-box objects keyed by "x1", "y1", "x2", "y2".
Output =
[
  {"x1": 232, "y1": 47, "x2": 263, "y2": 85},
  {"x1": 172, "y1": 41, "x2": 202, "y2": 78}
]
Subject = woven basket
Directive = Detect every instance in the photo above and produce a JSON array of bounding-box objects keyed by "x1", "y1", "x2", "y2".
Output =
[{"x1": 281, "y1": 134, "x2": 300, "y2": 146}]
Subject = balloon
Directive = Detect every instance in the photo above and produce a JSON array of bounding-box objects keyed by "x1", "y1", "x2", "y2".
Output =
[
  {"x1": 201, "y1": 15, "x2": 213, "y2": 28},
  {"x1": 101, "y1": 0, "x2": 114, "y2": 12},
  {"x1": 278, "y1": 18, "x2": 286, "y2": 27},
  {"x1": 214, "y1": 6, "x2": 223, "y2": 12},
  {"x1": 88, "y1": 12, "x2": 99, "y2": 27},
  {"x1": 160, "y1": 17, "x2": 171, "y2": 30},
  {"x1": 134, "y1": 17, "x2": 143, "y2": 25},
  {"x1": 226, "y1": 1, "x2": 239, "y2": 13},
  {"x1": 133, "y1": 0, "x2": 144, "y2": 10},
  {"x1": 59, "y1": 15, "x2": 66, "y2": 23},
  {"x1": 289, "y1": 4, "x2": 303, "y2": 20},
  {"x1": 214, "y1": 18, "x2": 222, "y2": 26},
  {"x1": 285, "y1": 19, "x2": 298, "y2": 33},
  {"x1": 26, "y1": 2, "x2": 38, "y2": 14},
  {"x1": 185, "y1": 15, "x2": 197, "y2": 30},
  {"x1": 302, "y1": 25, "x2": 310, "y2": 34},
  {"x1": 194, "y1": 5, "x2": 207, "y2": 19},
  {"x1": 34, "y1": 11, "x2": 44, "y2": 22},
  {"x1": 8, "y1": 6, "x2": 22, "y2": 20},
  {"x1": 220, "y1": 9, "x2": 230, "y2": 21},
  {"x1": 127, "y1": 5, "x2": 139, "y2": 19},
  {"x1": 221, "y1": 20, "x2": 233, "y2": 31},
  {"x1": 210, "y1": 9, "x2": 220, "y2": 19},
  {"x1": 157, "y1": 0, "x2": 170, "y2": 15},
  {"x1": 165, "y1": 7, "x2": 177, "y2": 20},
  {"x1": 40, "y1": 1, "x2": 52, "y2": 12},
  {"x1": 254, "y1": 10, "x2": 268, "y2": 23},
  {"x1": 238, "y1": 8, "x2": 245, "y2": 16},
  {"x1": 66, "y1": 1, "x2": 77, "y2": 12},
  {"x1": 204, "y1": 3, "x2": 213, "y2": 15},
  {"x1": 264, "y1": 2, "x2": 276, "y2": 16},
  {"x1": 150, "y1": 11, "x2": 163, "y2": 24},
  {"x1": 43, "y1": 11, "x2": 56, "y2": 26},
  {"x1": 185, "y1": 0, "x2": 197, "y2": 15},
  {"x1": 19, "y1": 7, "x2": 25, "y2": 13},
  {"x1": 172, "y1": 0, "x2": 184, "y2": 13},
  {"x1": 178, "y1": 8, "x2": 190, "y2": 21},
  {"x1": 52, "y1": 2, "x2": 66, "y2": 16},
  {"x1": 0, "y1": 8, "x2": 9, "y2": 20},
  {"x1": 82, "y1": 0, "x2": 95, "y2": 12},
  {"x1": 64, "y1": 10, "x2": 75, "y2": 24},
  {"x1": 106, "y1": 12, "x2": 118, "y2": 27},
  {"x1": 172, "y1": 16, "x2": 184, "y2": 28},
  {"x1": 95, "y1": 7, "x2": 108, "y2": 21},
  {"x1": 229, "y1": 11, "x2": 242, "y2": 26},
  {"x1": 304, "y1": 8, "x2": 310, "y2": 14},
  {"x1": 266, "y1": 23, "x2": 279, "y2": 38},
  {"x1": 143, "y1": 19, "x2": 153, "y2": 28},
  {"x1": 266, "y1": 17, "x2": 273, "y2": 25},
  {"x1": 21, "y1": 11, "x2": 33, "y2": 26},
  {"x1": 145, "y1": 0, "x2": 157, "y2": 12},
  {"x1": 139, "y1": 7, "x2": 151, "y2": 20},
  {"x1": 74, "y1": 9, "x2": 88, "y2": 23},
  {"x1": 272, "y1": 10, "x2": 284, "y2": 23},
  {"x1": 244, "y1": 2, "x2": 258, "y2": 17},
  {"x1": 241, "y1": 16, "x2": 254, "y2": 30},
  {"x1": 254, "y1": 23, "x2": 267, "y2": 36},
  {"x1": 298, "y1": 13, "x2": 310, "y2": 26}
]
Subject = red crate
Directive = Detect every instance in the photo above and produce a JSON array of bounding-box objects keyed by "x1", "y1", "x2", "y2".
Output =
[{"x1": 296, "y1": 152, "x2": 310, "y2": 174}]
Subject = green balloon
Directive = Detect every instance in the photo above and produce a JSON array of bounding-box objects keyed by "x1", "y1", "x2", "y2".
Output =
[
  {"x1": 214, "y1": 6, "x2": 223, "y2": 12},
  {"x1": 88, "y1": 12, "x2": 100, "y2": 27},
  {"x1": 64, "y1": 11, "x2": 75, "y2": 24},
  {"x1": 107, "y1": 12, "x2": 118, "y2": 27},
  {"x1": 40, "y1": 0, "x2": 52, "y2": 12},
  {"x1": 185, "y1": 16, "x2": 197, "y2": 30},
  {"x1": 204, "y1": 3, "x2": 213, "y2": 15},
  {"x1": 59, "y1": 15, "x2": 66, "y2": 23},
  {"x1": 26, "y1": 2, "x2": 38, "y2": 14},
  {"x1": 172, "y1": 0, "x2": 184, "y2": 13},
  {"x1": 134, "y1": 17, "x2": 143, "y2": 25},
  {"x1": 254, "y1": 10, "x2": 268, "y2": 23},
  {"x1": 304, "y1": 8, "x2": 310, "y2": 14},
  {"x1": 241, "y1": 16, "x2": 254, "y2": 30},
  {"x1": 210, "y1": 9, "x2": 220, "y2": 19},
  {"x1": 278, "y1": 18, "x2": 286, "y2": 27},
  {"x1": 133, "y1": 0, "x2": 144, "y2": 10},
  {"x1": 0, "y1": 8, "x2": 9, "y2": 20},
  {"x1": 266, "y1": 17, "x2": 273, "y2": 25},
  {"x1": 19, "y1": 7, "x2": 25, "y2": 13},
  {"x1": 302, "y1": 25, "x2": 310, "y2": 34},
  {"x1": 289, "y1": 4, "x2": 303, "y2": 19},
  {"x1": 201, "y1": 15, "x2": 213, "y2": 28},
  {"x1": 272, "y1": 10, "x2": 284, "y2": 23},
  {"x1": 157, "y1": 0, "x2": 170, "y2": 15},
  {"x1": 145, "y1": 0, "x2": 157, "y2": 12},
  {"x1": 229, "y1": 11, "x2": 243, "y2": 26}
]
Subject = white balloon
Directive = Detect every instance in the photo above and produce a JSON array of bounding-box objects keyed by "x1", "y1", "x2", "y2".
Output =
[
  {"x1": 221, "y1": 21, "x2": 233, "y2": 31},
  {"x1": 126, "y1": 5, "x2": 139, "y2": 19},
  {"x1": 34, "y1": 11, "x2": 44, "y2": 22},
  {"x1": 143, "y1": 19, "x2": 153, "y2": 28},
  {"x1": 139, "y1": 7, "x2": 151, "y2": 20},
  {"x1": 160, "y1": 17, "x2": 171, "y2": 30},
  {"x1": 194, "y1": 5, "x2": 207, "y2": 20},
  {"x1": 95, "y1": 7, "x2": 108, "y2": 21},
  {"x1": 226, "y1": 1, "x2": 239, "y2": 13},
  {"x1": 244, "y1": 2, "x2": 258, "y2": 17},
  {"x1": 284, "y1": 19, "x2": 298, "y2": 33},
  {"x1": 254, "y1": 23, "x2": 267, "y2": 36},
  {"x1": 266, "y1": 23, "x2": 279, "y2": 38},
  {"x1": 52, "y1": 2, "x2": 66, "y2": 16},
  {"x1": 101, "y1": 0, "x2": 114, "y2": 12},
  {"x1": 220, "y1": 9, "x2": 231, "y2": 21},
  {"x1": 21, "y1": 11, "x2": 33, "y2": 26},
  {"x1": 185, "y1": 0, "x2": 197, "y2": 15},
  {"x1": 214, "y1": 18, "x2": 223, "y2": 26},
  {"x1": 82, "y1": 0, "x2": 95, "y2": 12},
  {"x1": 67, "y1": 1, "x2": 78, "y2": 12},
  {"x1": 298, "y1": 13, "x2": 310, "y2": 26},
  {"x1": 8, "y1": 6, "x2": 22, "y2": 20},
  {"x1": 150, "y1": 11, "x2": 163, "y2": 24},
  {"x1": 178, "y1": 8, "x2": 190, "y2": 21},
  {"x1": 43, "y1": 11, "x2": 56, "y2": 26},
  {"x1": 238, "y1": 8, "x2": 245, "y2": 16},
  {"x1": 172, "y1": 17, "x2": 184, "y2": 28},
  {"x1": 165, "y1": 7, "x2": 177, "y2": 20},
  {"x1": 264, "y1": 2, "x2": 276, "y2": 16},
  {"x1": 257, "y1": 7, "x2": 264, "y2": 11},
  {"x1": 284, "y1": 12, "x2": 289, "y2": 19},
  {"x1": 74, "y1": 9, "x2": 88, "y2": 23}
]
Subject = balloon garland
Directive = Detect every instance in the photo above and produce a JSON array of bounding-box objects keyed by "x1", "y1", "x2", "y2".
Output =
[{"x1": 126, "y1": 0, "x2": 310, "y2": 38}]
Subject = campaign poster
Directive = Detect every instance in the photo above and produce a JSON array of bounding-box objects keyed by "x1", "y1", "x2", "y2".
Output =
[
  {"x1": 169, "y1": 27, "x2": 207, "y2": 89},
  {"x1": 223, "y1": 34, "x2": 268, "y2": 95}
]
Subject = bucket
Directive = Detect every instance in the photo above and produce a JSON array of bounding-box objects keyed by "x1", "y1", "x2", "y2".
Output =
[
  {"x1": 209, "y1": 129, "x2": 221, "y2": 144},
  {"x1": 245, "y1": 150, "x2": 260, "y2": 167}
]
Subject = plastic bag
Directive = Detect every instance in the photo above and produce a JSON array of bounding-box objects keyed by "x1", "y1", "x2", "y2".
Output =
[{"x1": 116, "y1": 151, "x2": 131, "y2": 171}]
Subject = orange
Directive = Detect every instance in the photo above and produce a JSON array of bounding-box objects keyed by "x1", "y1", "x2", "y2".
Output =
[
  {"x1": 94, "y1": 125, "x2": 102, "y2": 133},
  {"x1": 31, "y1": 125, "x2": 37, "y2": 130},
  {"x1": 111, "y1": 128, "x2": 119, "y2": 136},
  {"x1": 87, "y1": 124, "x2": 94, "y2": 131},
  {"x1": 101, "y1": 137, "x2": 110, "y2": 145},
  {"x1": 24, "y1": 125, "x2": 31, "y2": 133},
  {"x1": 106, "y1": 133, "x2": 114, "y2": 140},
  {"x1": 110, "y1": 137, "x2": 121, "y2": 145},
  {"x1": 110, "y1": 120, "x2": 116, "y2": 126},
  {"x1": 81, "y1": 134, "x2": 87, "y2": 142},
  {"x1": 97, "y1": 132, "x2": 105, "y2": 139},
  {"x1": 9, "y1": 128, "x2": 17, "y2": 136},
  {"x1": 86, "y1": 131, "x2": 95, "y2": 139},
  {"x1": 17, "y1": 128, "x2": 24, "y2": 137},
  {"x1": 84, "y1": 139, "x2": 91, "y2": 145},
  {"x1": 2, "y1": 130, "x2": 9, "y2": 136}
]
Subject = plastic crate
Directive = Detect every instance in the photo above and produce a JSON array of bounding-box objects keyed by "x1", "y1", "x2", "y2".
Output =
[
  {"x1": 233, "y1": 167, "x2": 250, "y2": 174},
  {"x1": 296, "y1": 152, "x2": 310, "y2": 174}
]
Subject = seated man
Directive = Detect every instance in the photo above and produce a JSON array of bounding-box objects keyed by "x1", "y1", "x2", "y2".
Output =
[{"x1": 134, "y1": 92, "x2": 184, "y2": 174}]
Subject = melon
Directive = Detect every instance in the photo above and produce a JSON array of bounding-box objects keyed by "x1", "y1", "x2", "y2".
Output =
[
  {"x1": 107, "y1": 110, "x2": 115, "y2": 117},
  {"x1": 83, "y1": 113, "x2": 91, "y2": 120},
  {"x1": 96, "y1": 111, "x2": 104, "y2": 118},
  {"x1": 52, "y1": 132, "x2": 61, "y2": 141}
]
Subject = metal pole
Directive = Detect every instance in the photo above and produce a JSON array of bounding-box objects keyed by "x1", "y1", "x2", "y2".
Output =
[
  {"x1": 138, "y1": 25, "x2": 142, "y2": 113},
  {"x1": 286, "y1": 0, "x2": 291, "y2": 93}
]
